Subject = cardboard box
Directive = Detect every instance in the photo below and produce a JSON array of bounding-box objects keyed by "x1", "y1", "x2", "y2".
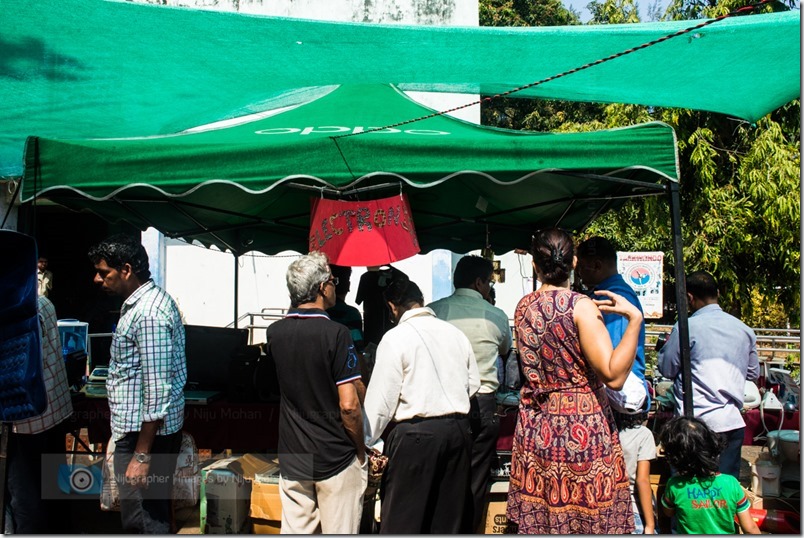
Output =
[
  {"x1": 200, "y1": 457, "x2": 251, "y2": 534},
  {"x1": 482, "y1": 493, "x2": 516, "y2": 534},
  {"x1": 251, "y1": 481, "x2": 283, "y2": 534},
  {"x1": 251, "y1": 519, "x2": 281, "y2": 534},
  {"x1": 200, "y1": 454, "x2": 278, "y2": 534}
]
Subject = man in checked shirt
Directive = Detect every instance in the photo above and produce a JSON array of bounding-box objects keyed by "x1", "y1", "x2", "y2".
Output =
[{"x1": 89, "y1": 234, "x2": 187, "y2": 534}]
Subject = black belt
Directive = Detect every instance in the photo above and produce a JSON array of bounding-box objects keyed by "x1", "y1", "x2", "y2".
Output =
[{"x1": 397, "y1": 413, "x2": 468, "y2": 424}]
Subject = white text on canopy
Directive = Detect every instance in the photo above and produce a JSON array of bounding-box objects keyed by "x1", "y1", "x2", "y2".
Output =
[{"x1": 255, "y1": 126, "x2": 449, "y2": 136}]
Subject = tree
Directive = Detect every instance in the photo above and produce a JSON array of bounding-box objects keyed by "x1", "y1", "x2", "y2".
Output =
[
  {"x1": 479, "y1": 1, "x2": 603, "y2": 132},
  {"x1": 479, "y1": 0, "x2": 801, "y2": 326},
  {"x1": 587, "y1": 0, "x2": 641, "y2": 24},
  {"x1": 480, "y1": 0, "x2": 582, "y2": 27}
]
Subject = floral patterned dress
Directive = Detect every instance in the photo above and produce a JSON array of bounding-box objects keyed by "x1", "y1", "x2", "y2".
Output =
[{"x1": 506, "y1": 289, "x2": 634, "y2": 534}]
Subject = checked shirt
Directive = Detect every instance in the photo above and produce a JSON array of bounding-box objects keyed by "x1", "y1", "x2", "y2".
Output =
[{"x1": 107, "y1": 280, "x2": 186, "y2": 441}]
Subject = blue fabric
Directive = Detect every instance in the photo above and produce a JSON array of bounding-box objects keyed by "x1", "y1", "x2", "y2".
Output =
[
  {"x1": 593, "y1": 274, "x2": 649, "y2": 410},
  {"x1": 0, "y1": 231, "x2": 47, "y2": 420},
  {"x1": 593, "y1": 274, "x2": 646, "y2": 381}
]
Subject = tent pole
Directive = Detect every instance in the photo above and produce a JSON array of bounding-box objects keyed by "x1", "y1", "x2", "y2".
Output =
[
  {"x1": 668, "y1": 182, "x2": 693, "y2": 417},
  {"x1": 233, "y1": 254, "x2": 239, "y2": 329}
]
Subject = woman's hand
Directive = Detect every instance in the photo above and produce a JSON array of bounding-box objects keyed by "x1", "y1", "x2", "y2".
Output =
[{"x1": 592, "y1": 289, "x2": 643, "y2": 322}]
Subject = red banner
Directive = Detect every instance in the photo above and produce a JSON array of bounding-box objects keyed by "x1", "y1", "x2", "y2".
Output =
[{"x1": 309, "y1": 193, "x2": 420, "y2": 266}]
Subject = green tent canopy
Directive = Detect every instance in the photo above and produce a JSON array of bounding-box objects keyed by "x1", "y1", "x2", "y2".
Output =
[
  {"x1": 22, "y1": 84, "x2": 679, "y2": 255},
  {"x1": 0, "y1": 0, "x2": 799, "y2": 177}
]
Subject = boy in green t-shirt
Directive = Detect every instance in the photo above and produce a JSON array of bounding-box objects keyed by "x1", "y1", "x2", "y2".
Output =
[{"x1": 659, "y1": 417, "x2": 760, "y2": 534}]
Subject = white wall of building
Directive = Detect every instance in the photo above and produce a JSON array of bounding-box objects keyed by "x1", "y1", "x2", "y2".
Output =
[
  {"x1": 147, "y1": 0, "x2": 476, "y2": 25},
  {"x1": 163, "y1": 232, "x2": 534, "y2": 340}
]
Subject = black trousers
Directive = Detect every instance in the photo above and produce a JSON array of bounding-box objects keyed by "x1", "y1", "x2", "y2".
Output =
[
  {"x1": 379, "y1": 415, "x2": 473, "y2": 534},
  {"x1": 469, "y1": 393, "x2": 500, "y2": 531}
]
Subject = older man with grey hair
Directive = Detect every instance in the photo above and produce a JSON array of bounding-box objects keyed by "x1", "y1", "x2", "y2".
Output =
[{"x1": 265, "y1": 251, "x2": 367, "y2": 534}]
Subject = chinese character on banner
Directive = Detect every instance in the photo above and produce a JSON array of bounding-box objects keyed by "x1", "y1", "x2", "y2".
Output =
[
  {"x1": 617, "y1": 252, "x2": 664, "y2": 319},
  {"x1": 309, "y1": 193, "x2": 420, "y2": 266}
]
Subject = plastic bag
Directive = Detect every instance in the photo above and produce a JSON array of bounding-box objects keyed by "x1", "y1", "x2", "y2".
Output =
[
  {"x1": 100, "y1": 431, "x2": 200, "y2": 511},
  {"x1": 504, "y1": 348, "x2": 522, "y2": 392}
]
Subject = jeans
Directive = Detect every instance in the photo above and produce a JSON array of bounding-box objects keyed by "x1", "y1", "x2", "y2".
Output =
[
  {"x1": 113, "y1": 431, "x2": 181, "y2": 534},
  {"x1": 5, "y1": 423, "x2": 70, "y2": 533},
  {"x1": 718, "y1": 427, "x2": 745, "y2": 480}
]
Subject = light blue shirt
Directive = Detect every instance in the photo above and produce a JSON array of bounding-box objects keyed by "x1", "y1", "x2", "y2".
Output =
[
  {"x1": 428, "y1": 288, "x2": 512, "y2": 394},
  {"x1": 658, "y1": 303, "x2": 759, "y2": 432}
]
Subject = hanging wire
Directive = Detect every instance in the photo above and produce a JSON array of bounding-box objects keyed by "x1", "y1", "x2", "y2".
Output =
[{"x1": 330, "y1": 0, "x2": 777, "y2": 141}]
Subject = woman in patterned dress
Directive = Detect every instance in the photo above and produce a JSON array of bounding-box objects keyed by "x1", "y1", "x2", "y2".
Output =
[{"x1": 506, "y1": 228, "x2": 643, "y2": 534}]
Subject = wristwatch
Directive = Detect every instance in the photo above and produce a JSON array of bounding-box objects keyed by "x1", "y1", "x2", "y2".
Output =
[{"x1": 134, "y1": 452, "x2": 151, "y2": 464}]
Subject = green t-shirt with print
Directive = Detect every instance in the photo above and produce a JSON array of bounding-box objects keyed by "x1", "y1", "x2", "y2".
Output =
[{"x1": 661, "y1": 473, "x2": 750, "y2": 534}]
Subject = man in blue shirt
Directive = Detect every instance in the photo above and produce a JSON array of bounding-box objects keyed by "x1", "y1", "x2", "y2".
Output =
[
  {"x1": 658, "y1": 271, "x2": 759, "y2": 479},
  {"x1": 577, "y1": 237, "x2": 648, "y2": 408}
]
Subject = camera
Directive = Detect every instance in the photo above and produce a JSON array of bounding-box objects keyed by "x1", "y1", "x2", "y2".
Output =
[{"x1": 655, "y1": 332, "x2": 670, "y2": 352}]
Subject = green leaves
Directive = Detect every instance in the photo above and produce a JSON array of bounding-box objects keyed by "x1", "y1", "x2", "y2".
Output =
[
  {"x1": 479, "y1": 0, "x2": 800, "y2": 326},
  {"x1": 587, "y1": 0, "x2": 641, "y2": 24}
]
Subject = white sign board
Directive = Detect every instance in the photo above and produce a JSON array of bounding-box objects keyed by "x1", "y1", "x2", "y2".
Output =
[{"x1": 617, "y1": 251, "x2": 664, "y2": 319}]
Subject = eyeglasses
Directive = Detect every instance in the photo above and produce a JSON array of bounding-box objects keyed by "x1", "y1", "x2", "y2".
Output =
[{"x1": 324, "y1": 276, "x2": 339, "y2": 286}]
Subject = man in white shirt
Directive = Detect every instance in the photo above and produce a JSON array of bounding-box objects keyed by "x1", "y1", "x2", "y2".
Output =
[
  {"x1": 428, "y1": 255, "x2": 512, "y2": 531},
  {"x1": 37, "y1": 256, "x2": 53, "y2": 297},
  {"x1": 364, "y1": 276, "x2": 480, "y2": 533}
]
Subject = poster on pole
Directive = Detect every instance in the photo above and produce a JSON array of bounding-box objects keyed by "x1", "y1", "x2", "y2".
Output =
[{"x1": 617, "y1": 251, "x2": 664, "y2": 319}]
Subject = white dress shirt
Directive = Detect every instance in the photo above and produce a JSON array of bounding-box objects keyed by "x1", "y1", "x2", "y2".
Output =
[{"x1": 363, "y1": 307, "x2": 480, "y2": 445}]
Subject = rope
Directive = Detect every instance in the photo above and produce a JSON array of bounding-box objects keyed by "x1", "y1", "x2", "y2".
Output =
[{"x1": 331, "y1": 0, "x2": 776, "y2": 140}]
